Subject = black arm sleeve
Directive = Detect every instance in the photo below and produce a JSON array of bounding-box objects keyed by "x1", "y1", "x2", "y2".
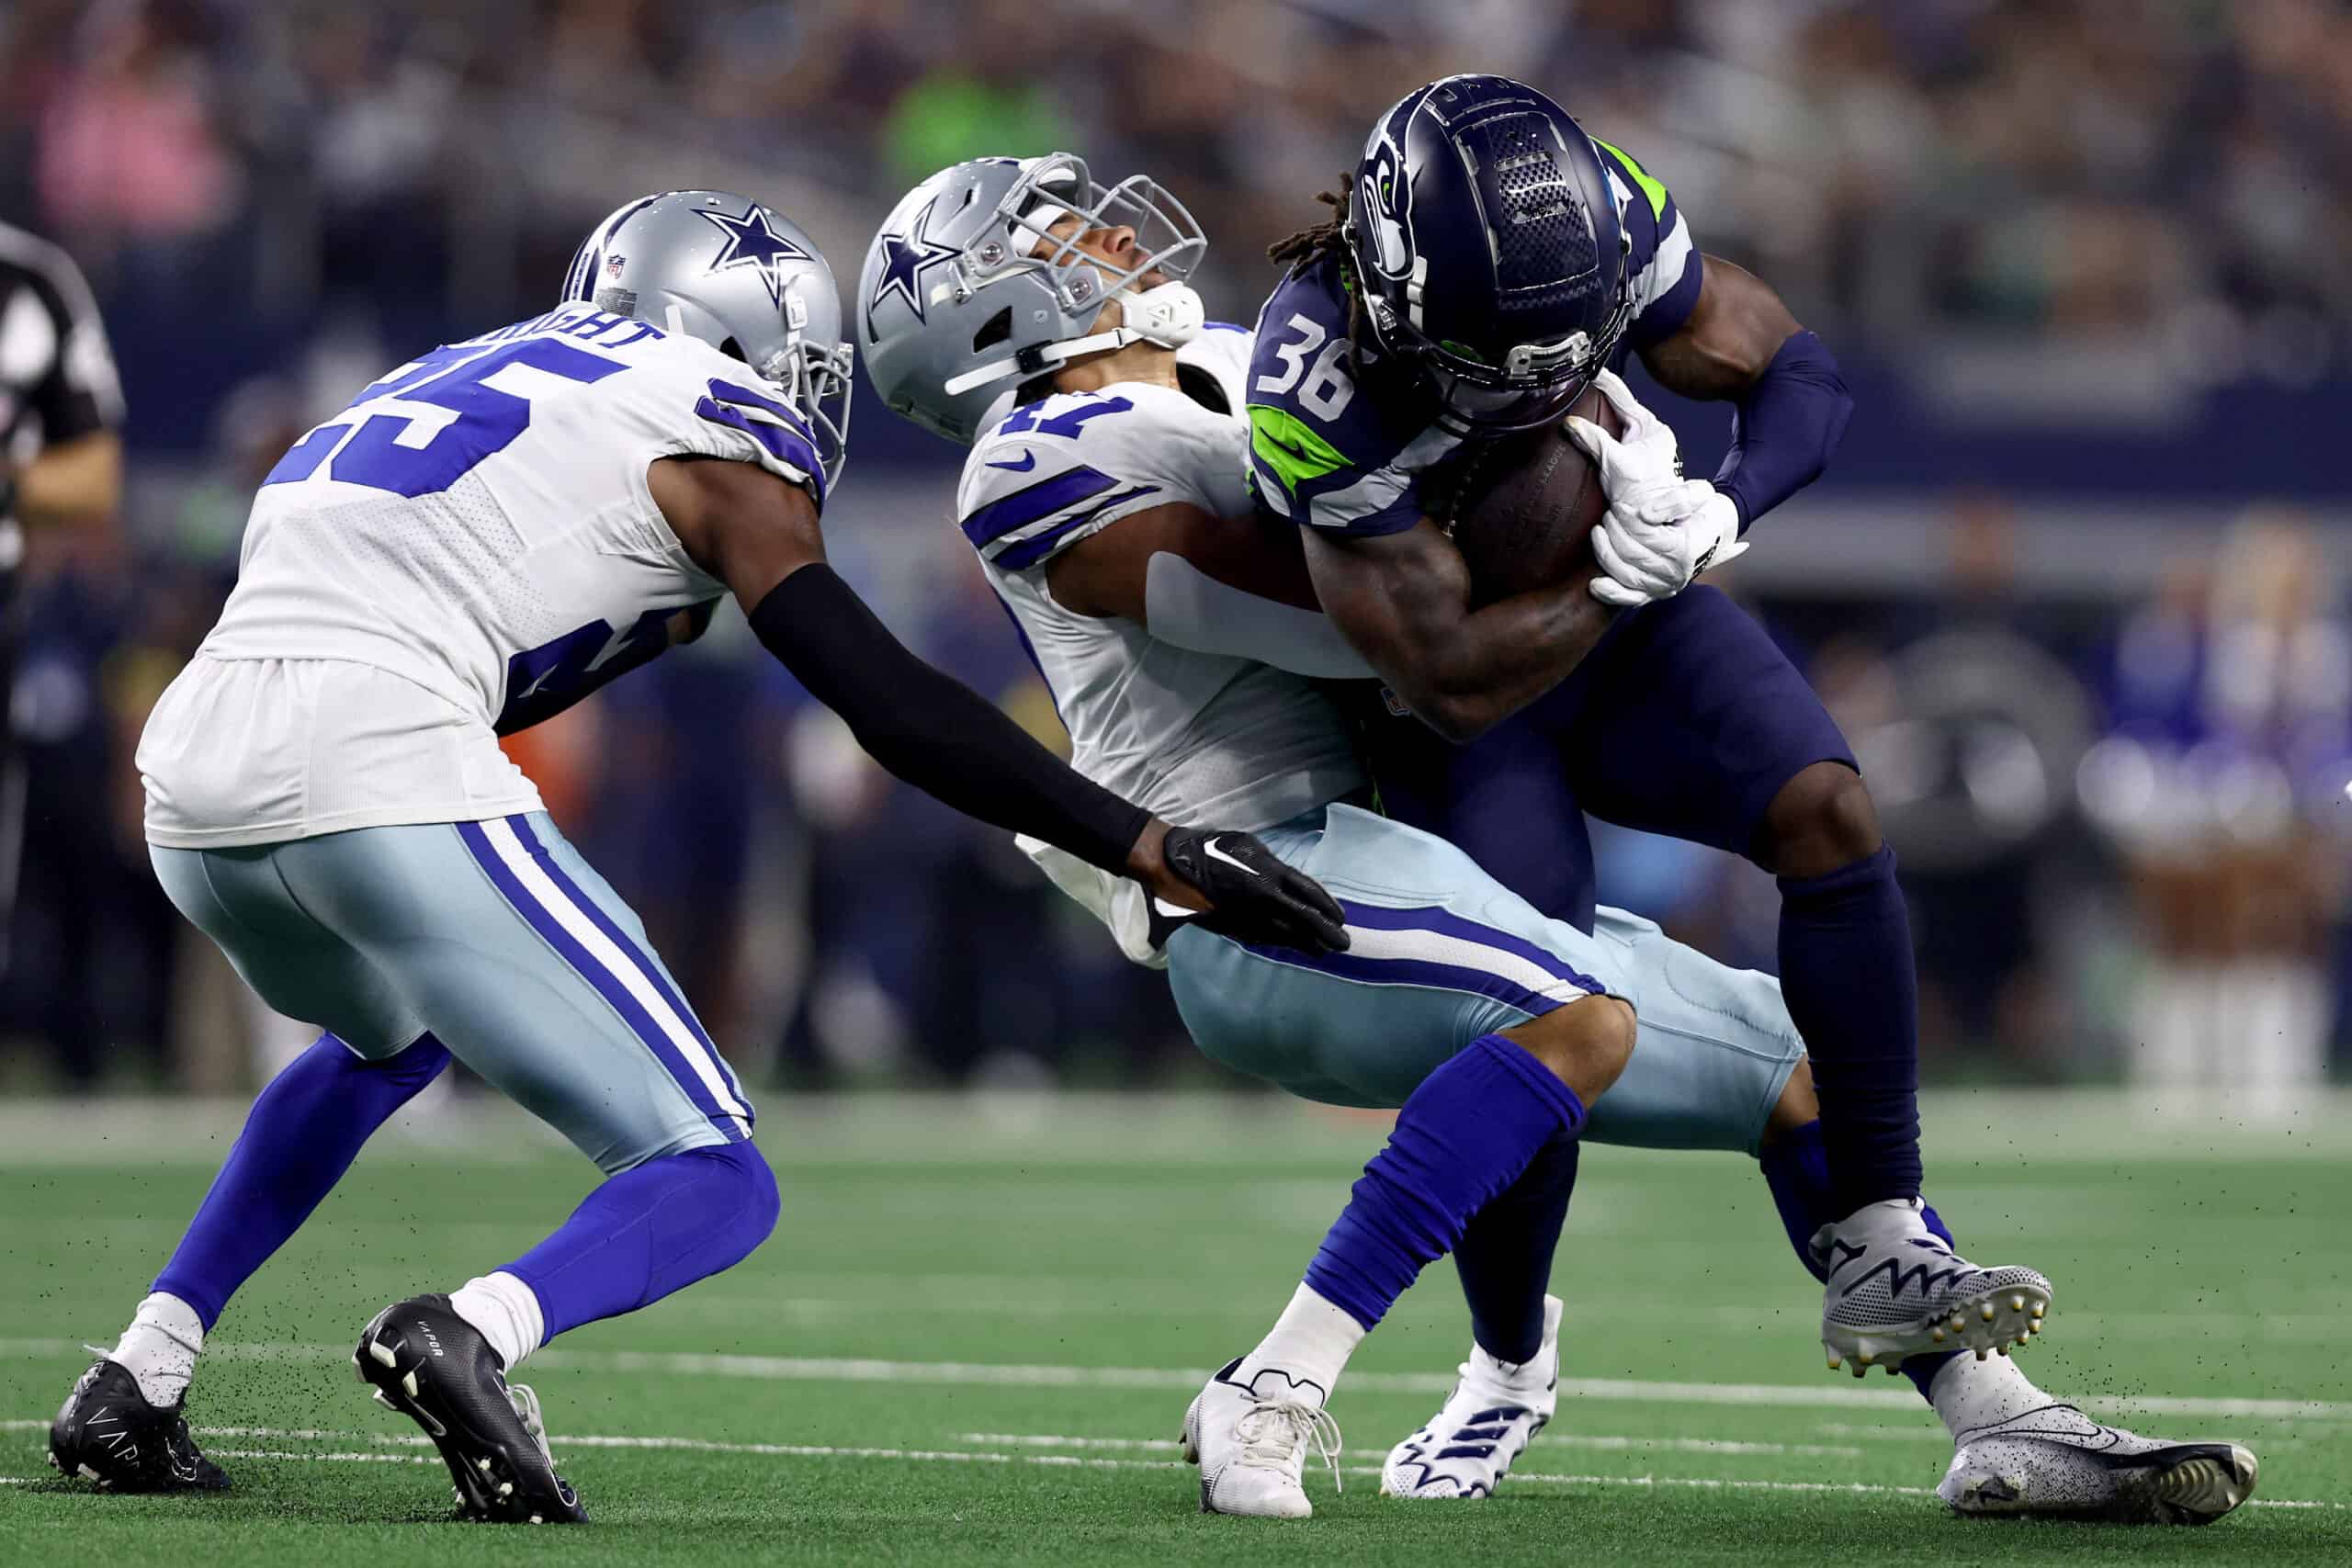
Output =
[{"x1": 748, "y1": 564, "x2": 1150, "y2": 873}]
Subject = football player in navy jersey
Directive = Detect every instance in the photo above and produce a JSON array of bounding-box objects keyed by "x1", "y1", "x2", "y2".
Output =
[{"x1": 1242, "y1": 69, "x2": 1979, "y2": 1392}]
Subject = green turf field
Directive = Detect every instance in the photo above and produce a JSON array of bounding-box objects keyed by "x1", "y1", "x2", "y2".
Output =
[{"x1": 1, "y1": 1089, "x2": 2346, "y2": 1566}]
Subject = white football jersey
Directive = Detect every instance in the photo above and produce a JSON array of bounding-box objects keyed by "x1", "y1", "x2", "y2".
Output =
[
  {"x1": 140, "y1": 306, "x2": 819, "y2": 847},
  {"x1": 958, "y1": 326, "x2": 1367, "y2": 963}
]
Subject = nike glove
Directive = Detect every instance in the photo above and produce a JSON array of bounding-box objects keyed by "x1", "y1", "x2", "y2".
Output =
[{"x1": 1152, "y1": 826, "x2": 1350, "y2": 955}]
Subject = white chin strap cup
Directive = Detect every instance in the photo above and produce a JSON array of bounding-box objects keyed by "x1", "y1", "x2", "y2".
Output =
[
  {"x1": 1122, "y1": 280, "x2": 1204, "y2": 347},
  {"x1": 942, "y1": 283, "x2": 1204, "y2": 399}
]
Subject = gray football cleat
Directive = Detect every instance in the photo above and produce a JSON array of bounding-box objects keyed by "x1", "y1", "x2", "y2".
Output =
[
  {"x1": 1816, "y1": 1199, "x2": 2050, "y2": 1376},
  {"x1": 1939, "y1": 1402, "x2": 2257, "y2": 1525}
]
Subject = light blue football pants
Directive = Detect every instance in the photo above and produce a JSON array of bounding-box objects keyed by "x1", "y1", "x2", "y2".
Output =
[
  {"x1": 151, "y1": 811, "x2": 751, "y2": 1174},
  {"x1": 1167, "y1": 804, "x2": 1804, "y2": 1153}
]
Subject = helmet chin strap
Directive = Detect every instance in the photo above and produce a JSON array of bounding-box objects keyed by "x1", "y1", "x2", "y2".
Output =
[{"x1": 942, "y1": 282, "x2": 1203, "y2": 398}]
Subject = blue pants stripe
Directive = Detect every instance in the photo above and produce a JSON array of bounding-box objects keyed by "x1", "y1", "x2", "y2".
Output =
[
  {"x1": 1241, "y1": 896, "x2": 1607, "y2": 1019},
  {"x1": 503, "y1": 814, "x2": 750, "y2": 1120},
  {"x1": 456, "y1": 818, "x2": 747, "y2": 1141},
  {"x1": 1341, "y1": 902, "x2": 1603, "y2": 994}
]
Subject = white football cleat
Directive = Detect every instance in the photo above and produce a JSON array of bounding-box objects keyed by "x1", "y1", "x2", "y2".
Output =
[
  {"x1": 1939, "y1": 1402, "x2": 2258, "y2": 1525},
  {"x1": 1382, "y1": 1295, "x2": 1562, "y2": 1500},
  {"x1": 1179, "y1": 1359, "x2": 1342, "y2": 1519},
  {"x1": 1816, "y1": 1199, "x2": 2051, "y2": 1375}
]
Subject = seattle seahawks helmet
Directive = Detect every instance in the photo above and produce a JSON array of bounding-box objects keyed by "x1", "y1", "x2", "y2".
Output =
[
  {"x1": 859, "y1": 154, "x2": 1206, "y2": 445},
  {"x1": 560, "y1": 190, "x2": 853, "y2": 486},
  {"x1": 1345, "y1": 75, "x2": 1633, "y2": 431}
]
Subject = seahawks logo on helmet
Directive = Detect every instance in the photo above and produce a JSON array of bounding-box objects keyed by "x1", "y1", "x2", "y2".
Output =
[{"x1": 1361, "y1": 127, "x2": 1415, "y2": 281}]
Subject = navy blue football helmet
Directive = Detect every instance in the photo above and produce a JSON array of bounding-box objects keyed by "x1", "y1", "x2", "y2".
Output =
[{"x1": 1345, "y1": 74, "x2": 1633, "y2": 430}]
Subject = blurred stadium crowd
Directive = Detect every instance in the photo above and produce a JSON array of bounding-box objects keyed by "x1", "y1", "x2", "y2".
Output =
[{"x1": 1, "y1": 0, "x2": 2346, "y2": 1096}]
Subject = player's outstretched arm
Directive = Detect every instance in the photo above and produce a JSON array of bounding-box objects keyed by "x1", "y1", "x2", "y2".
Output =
[
  {"x1": 1637, "y1": 254, "x2": 1852, "y2": 533},
  {"x1": 1299, "y1": 519, "x2": 1613, "y2": 744},
  {"x1": 649, "y1": 455, "x2": 1347, "y2": 953}
]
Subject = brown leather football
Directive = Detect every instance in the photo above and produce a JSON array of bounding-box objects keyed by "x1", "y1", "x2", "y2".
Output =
[{"x1": 1442, "y1": 384, "x2": 1619, "y2": 605}]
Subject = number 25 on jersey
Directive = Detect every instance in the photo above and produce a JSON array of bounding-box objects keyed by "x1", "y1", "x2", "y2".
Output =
[{"x1": 264, "y1": 339, "x2": 628, "y2": 500}]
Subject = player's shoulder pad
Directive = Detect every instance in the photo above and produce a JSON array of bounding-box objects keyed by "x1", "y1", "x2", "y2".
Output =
[
  {"x1": 614, "y1": 328, "x2": 829, "y2": 508},
  {"x1": 1242, "y1": 256, "x2": 1442, "y2": 536},
  {"x1": 1178, "y1": 321, "x2": 1255, "y2": 408},
  {"x1": 958, "y1": 386, "x2": 1191, "y2": 572},
  {"x1": 1589, "y1": 136, "x2": 1700, "y2": 343}
]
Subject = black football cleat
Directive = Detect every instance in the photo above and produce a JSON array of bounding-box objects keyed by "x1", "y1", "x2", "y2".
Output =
[
  {"x1": 354, "y1": 1294, "x2": 586, "y2": 1524},
  {"x1": 48, "y1": 1358, "x2": 231, "y2": 1493}
]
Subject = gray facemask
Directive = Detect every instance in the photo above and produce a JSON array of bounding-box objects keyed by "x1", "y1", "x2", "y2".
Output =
[{"x1": 858, "y1": 154, "x2": 1206, "y2": 446}]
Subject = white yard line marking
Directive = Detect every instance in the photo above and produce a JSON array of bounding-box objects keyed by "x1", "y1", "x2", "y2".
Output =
[
  {"x1": 209, "y1": 1449, "x2": 435, "y2": 1465},
  {"x1": 952, "y1": 1430, "x2": 1867, "y2": 1460},
  {"x1": 5, "y1": 1338, "x2": 2346, "y2": 1422},
  {"x1": 3, "y1": 1433, "x2": 2336, "y2": 1510}
]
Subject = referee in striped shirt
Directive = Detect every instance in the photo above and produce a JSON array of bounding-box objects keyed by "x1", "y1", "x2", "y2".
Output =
[{"x1": 0, "y1": 220, "x2": 125, "y2": 968}]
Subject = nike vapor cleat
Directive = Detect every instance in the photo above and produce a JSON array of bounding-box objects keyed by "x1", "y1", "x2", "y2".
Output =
[
  {"x1": 1939, "y1": 1403, "x2": 2257, "y2": 1524},
  {"x1": 1816, "y1": 1199, "x2": 2050, "y2": 1376},
  {"x1": 1179, "y1": 1359, "x2": 1342, "y2": 1518},
  {"x1": 1383, "y1": 1294, "x2": 1561, "y2": 1499},
  {"x1": 48, "y1": 1358, "x2": 230, "y2": 1493},
  {"x1": 354, "y1": 1293, "x2": 585, "y2": 1524}
]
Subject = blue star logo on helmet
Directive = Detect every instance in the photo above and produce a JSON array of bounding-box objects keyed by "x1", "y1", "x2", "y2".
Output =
[
  {"x1": 867, "y1": 197, "x2": 962, "y2": 331},
  {"x1": 696, "y1": 202, "x2": 812, "y2": 309}
]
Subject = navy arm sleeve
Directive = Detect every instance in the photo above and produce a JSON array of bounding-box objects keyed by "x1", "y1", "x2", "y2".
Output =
[
  {"x1": 747, "y1": 564, "x2": 1148, "y2": 873},
  {"x1": 1711, "y1": 330, "x2": 1853, "y2": 533}
]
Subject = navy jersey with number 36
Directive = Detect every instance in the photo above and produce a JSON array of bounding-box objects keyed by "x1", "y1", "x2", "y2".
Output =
[{"x1": 1246, "y1": 138, "x2": 1700, "y2": 538}]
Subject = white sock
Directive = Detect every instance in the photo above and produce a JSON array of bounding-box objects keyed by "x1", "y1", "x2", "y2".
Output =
[
  {"x1": 108, "y1": 1292, "x2": 205, "y2": 1409},
  {"x1": 1927, "y1": 1349, "x2": 2049, "y2": 1438},
  {"x1": 1234, "y1": 1283, "x2": 1365, "y2": 1404},
  {"x1": 448, "y1": 1271, "x2": 546, "y2": 1371}
]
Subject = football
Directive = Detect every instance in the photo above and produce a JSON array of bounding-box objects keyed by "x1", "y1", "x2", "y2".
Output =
[{"x1": 1442, "y1": 383, "x2": 1621, "y2": 604}]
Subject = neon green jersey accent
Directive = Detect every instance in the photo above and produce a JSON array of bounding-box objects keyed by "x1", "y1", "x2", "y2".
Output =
[
  {"x1": 1592, "y1": 138, "x2": 1668, "y2": 221},
  {"x1": 1248, "y1": 404, "x2": 1354, "y2": 497}
]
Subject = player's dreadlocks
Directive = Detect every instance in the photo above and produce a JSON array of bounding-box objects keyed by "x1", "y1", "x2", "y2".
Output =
[{"x1": 1266, "y1": 173, "x2": 1374, "y2": 359}]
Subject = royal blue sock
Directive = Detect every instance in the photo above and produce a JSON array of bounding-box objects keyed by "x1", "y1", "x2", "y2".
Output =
[
  {"x1": 1453, "y1": 1135, "x2": 1580, "y2": 1363},
  {"x1": 1306, "y1": 1034, "x2": 1587, "y2": 1332},
  {"x1": 504, "y1": 1139, "x2": 779, "y2": 1341},
  {"x1": 152, "y1": 1032, "x2": 451, "y2": 1328},
  {"x1": 1758, "y1": 1118, "x2": 1958, "y2": 1403},
  {"x1": 1777, "y1": 845, "x2": 1922, "y2": 1213}
]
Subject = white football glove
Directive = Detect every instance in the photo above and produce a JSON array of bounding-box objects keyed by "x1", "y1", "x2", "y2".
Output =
[{"x1": 1563, "y1": 369, "x2": 1748, "y2": 609}]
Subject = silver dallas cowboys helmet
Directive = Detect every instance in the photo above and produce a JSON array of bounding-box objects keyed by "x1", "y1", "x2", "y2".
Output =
[
  {"x1": 858, "y1": 154, "x2": 1206, "y2": 445},
  {"x1": 561, "y1": 189, "x2": 854, "y2": 485}
]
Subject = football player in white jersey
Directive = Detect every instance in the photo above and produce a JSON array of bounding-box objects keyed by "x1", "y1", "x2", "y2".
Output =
[
  {"x1": 47, "y1": 189, "x2": 1346, "y2": 1523},
  {"x1": 859, "y1": 157, "x2": 2256, "y2": 1527}
]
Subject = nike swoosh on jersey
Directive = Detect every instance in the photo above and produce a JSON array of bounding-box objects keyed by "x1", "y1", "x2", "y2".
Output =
[{"x1": 986, "y1": 448, "x2": 1038, "y2": 472}]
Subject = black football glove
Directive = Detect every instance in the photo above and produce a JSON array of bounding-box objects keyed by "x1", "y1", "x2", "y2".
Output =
[{"x1": 1150, "y1": 826, "x2": 1350, "y2": 955}]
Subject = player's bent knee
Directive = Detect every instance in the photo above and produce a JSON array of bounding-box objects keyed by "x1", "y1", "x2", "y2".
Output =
[
  {"x1": 1759, "y1": 1057, "x2": 1819, "y2": 1149},
  {"x1": 664, "y1": 1140, "x2": 782, "y2": 1281},
  {"x1": 1760, "y1": 761, "x2": 1882, "y2": 879},
  {"x1": 1506, "y1": 994, "x2": 1636, "y2": 1106},
  {"x1": 712, "y1": 1140, "x2": 782, "y2": 1253}
]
